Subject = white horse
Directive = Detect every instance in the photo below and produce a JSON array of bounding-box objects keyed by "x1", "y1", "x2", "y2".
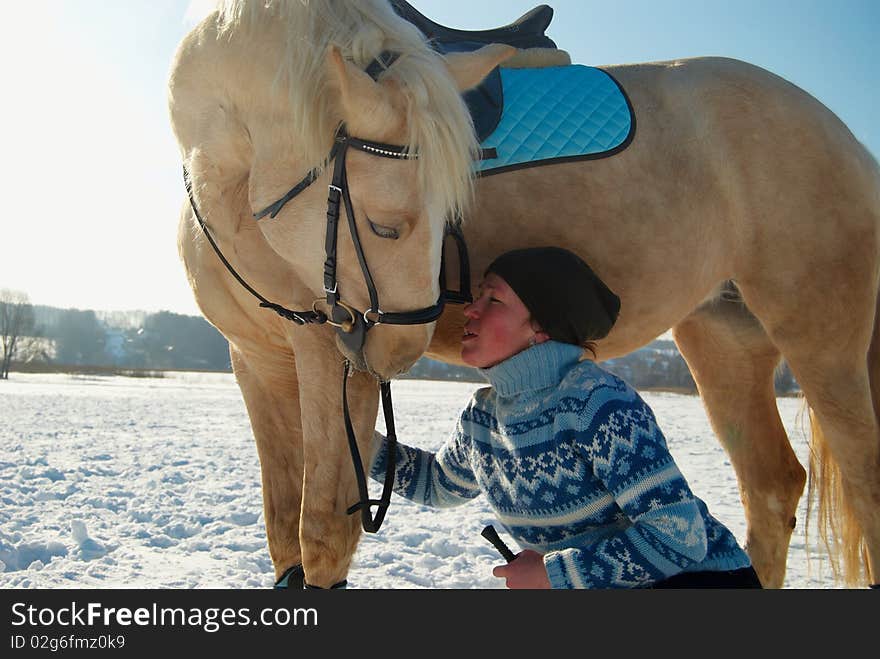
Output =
[{"x1": 169, "y1": 0, "x2": 879, "y2": 588}]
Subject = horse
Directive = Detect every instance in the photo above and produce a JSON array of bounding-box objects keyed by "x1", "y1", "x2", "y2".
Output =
[{"x1": 168, "y1": 0, "x2": 880, "y2": 588}]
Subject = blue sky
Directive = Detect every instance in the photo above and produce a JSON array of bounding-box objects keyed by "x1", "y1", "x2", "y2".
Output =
[{"x1": 1, "y1": 0, "x2": 877, "y2": 316}]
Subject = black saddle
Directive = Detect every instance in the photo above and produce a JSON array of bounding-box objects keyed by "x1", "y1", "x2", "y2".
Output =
[
  {"x1": 389, "y1": 1, "x2": 560, "y2": 142},
  {"x1": 389, "y1": 1, "x2": 558, "y2": 51}
]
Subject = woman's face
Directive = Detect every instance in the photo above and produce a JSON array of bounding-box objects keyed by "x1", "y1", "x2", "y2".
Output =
[{"x1": 461, "y1": 273, "x2": 544, "y2": 368}]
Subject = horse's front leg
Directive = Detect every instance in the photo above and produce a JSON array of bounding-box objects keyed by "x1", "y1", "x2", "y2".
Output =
[
  {"x1": 292, "y1": 328, "x2": 380, "y2": 588},
  {"x1": 229, "y1": 341, "x2": 305, "y2": 583}
]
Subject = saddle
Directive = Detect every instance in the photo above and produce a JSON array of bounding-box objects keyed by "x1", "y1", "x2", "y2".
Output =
[
  {"x1": 389, "y1": 1, "x2": 559, "y2": 51},
  {"x1": 390, "y1": 1, "x2": 561, "y2": 142},
  {"x1": 390, "y1": 1, "x2": 635, "y2": 173}
]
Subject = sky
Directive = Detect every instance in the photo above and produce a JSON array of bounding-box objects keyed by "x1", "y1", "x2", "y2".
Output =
[{"x1": 1, "y1": 0, "x2": 877, "y2": 317}]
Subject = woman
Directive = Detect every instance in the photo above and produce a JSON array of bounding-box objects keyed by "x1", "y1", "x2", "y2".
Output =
[{"x1": 370, "y1": 247, "x2": 761, "y2": 589}]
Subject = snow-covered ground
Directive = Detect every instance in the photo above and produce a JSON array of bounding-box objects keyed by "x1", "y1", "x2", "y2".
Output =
[{"x1": 0, "y1": 371, "x2": 840, "y2": 588}]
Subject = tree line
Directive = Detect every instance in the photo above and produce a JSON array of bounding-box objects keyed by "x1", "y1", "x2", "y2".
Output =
[
  {"x1": 0, "y1": 289, "x2": 230, "y2": 375},
  {"x1": 0, "y1": 288, "x2": 799, "y2": 394},
  {"x1": 389, "y1": 339, "x2": 799, "y2": 395}
]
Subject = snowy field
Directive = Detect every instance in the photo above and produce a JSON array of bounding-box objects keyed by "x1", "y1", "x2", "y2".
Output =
[{"x1": 0, "y1": 371, "x2": 841, "y2": 589}]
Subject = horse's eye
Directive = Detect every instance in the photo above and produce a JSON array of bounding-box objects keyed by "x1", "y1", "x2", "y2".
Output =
[{"x1": 368, "y1": 219, "x2": 400, "y2": 240}]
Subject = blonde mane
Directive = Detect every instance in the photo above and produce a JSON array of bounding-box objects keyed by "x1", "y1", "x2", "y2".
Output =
[{"x1": 213, "y1": 0, "x2": 479, "y2": 222}]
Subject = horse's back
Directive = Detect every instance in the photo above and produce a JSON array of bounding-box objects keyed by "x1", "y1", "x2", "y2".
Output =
[
  {"x1": 602, "y1": 55, "x2": 879, "y2": 226},
  {"x1": 605, "y1": 56, "x2": 867, "y2": 153}
]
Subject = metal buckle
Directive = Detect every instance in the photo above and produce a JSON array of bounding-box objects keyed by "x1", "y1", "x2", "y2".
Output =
[
  {"x1": 364, "y1": 307, "x2": 385, "y2": 325},
  {"x1": 323, "y1": 281, "x2": 338, "y2": 294},
  {"x1": 328, "y1": 184, "x2": 343, "y2": 194},
  {"x1": 363, "y1": 307, "x2": 384, "y2": 325}
]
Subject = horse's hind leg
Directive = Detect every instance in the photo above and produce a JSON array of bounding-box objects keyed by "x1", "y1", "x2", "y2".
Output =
[
  {"x1": 673, "y1": 288, "x2": 806, "y2": 588},
  {"x1": 229, "y1": 342, "x2": 305, "y2": 583},
  {"x1": 737, "y1": 261, "x2": 880, "y2": 586},
  {"x1": 763, "y1": 300, "x2": 880, "y2": 586}
]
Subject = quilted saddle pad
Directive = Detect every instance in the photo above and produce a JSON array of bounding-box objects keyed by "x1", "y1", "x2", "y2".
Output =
[{"x1": 476, "y1": 65, "x2": 635, "y2": 176}]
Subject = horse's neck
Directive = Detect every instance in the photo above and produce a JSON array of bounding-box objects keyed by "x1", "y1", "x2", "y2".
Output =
[{"x1": 173, "y1": 16, "x2": 323, "y2": 224}]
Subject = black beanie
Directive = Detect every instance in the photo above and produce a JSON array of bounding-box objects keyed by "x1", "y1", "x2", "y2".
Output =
[{"x1": 485, "y1": 247, "x2": 621, "y2": 346}]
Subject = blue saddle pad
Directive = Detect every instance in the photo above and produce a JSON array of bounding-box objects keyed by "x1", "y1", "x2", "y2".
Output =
[{"x1": 476, "y1": 65, "x2": 634, "y2": 176}]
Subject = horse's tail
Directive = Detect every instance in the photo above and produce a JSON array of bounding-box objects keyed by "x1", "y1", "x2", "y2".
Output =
[
  {"x1": 805, "y1": 150, "x2": 880, "y2": 587},
  {"x1": 804, "y1": 407, "x2": 872, "y2": 587}
]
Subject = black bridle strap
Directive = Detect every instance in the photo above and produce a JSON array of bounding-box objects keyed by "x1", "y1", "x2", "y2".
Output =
[
  {"x1": 323, "y1": 149, "x2": 346, "y2": 307},
  {"x1": 183, "y1": 166, "x2": 327, "y2": 326},
  {"x1": 253, "y1": 169, "x2": 320, "y2": 221},
  {"x1": 440, "y1": 221, "x2": 472, "y2": 306},
  {"x1": 374, "y1": 302, "x2": 445, "y2": 326},
  {"x1": 252, "y1": 131, "x2": 411, "y2": 224},
  {"x1": 342, "y1": 360, "x2": 398, "y2": 533},
  {"x1": 338, "y1": 148, "x2": 381, "y2": 317},
  {"x1": 253, "y1": 133, "x2": 346, "y2": 222},
  {"x1": 313, "y1": 128, "x2": 448, "y2": 330}
]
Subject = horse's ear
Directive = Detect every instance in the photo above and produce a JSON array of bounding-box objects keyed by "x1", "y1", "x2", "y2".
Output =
[
  {"x1": 444, "y1": 44, "x2": 516, "y2": 92},
  {"x1": 327, "y1": 45, "x2": 394, "y2": 125}
]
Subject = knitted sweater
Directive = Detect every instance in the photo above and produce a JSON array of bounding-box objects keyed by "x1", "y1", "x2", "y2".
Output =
[{"x1": 370, "y1": 340, "x2": 751, "y2": 589}]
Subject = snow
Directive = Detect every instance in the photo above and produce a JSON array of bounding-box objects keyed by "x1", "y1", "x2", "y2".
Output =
[{"x1": 0, "y1": 372, "x2": 840, "y2": 588}]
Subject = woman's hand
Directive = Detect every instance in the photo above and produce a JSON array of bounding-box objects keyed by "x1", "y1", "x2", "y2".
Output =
[{"x1": 492, "y1": 550, "x2": 551, "y2": 589}]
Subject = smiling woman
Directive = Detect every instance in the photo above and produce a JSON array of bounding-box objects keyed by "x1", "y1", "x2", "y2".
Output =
[
  {"x1": 460, "y1": 274, "x2": 539, "y2": 369},
  {"x1": 371, "y1": 246, "x2": 762, "y2": 589}
]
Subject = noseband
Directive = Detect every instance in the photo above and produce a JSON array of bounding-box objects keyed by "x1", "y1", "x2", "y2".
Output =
[{"x1": 181, "y1": 54, "x2": 472, "y2": 539}]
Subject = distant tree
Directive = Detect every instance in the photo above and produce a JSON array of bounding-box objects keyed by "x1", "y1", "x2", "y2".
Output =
[
  {"x1": 138, "y1": 311, "x2": 230, "y2": 370},
  {"x1": 666, "y1": 352, "x2": 697, "y2": 392},
  {"x1": 0, "y1": 289, "x2": 36, "y2": 379},
  {"x1": 401, "y1": 356, "x2": 482, "y2": 382},
  {"x1": 54, "y1": 309, "x2": 106, "y2": 366}
]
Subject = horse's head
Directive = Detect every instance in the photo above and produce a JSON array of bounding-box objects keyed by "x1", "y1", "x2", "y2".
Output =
[
  {"x1": 170, "y1": 2, "x2": 512, "y2": 380},
  {"x1": 310, "y1": 44, "x2": 514, "y2": 379},
  {"x1": 246, "y1": 43, "x2": 513, "y2": 379}
]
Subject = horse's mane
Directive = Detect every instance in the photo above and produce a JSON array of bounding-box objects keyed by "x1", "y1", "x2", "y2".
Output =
[{"x1": 213, "y1": 0, "x2": 479, "y2": 221}]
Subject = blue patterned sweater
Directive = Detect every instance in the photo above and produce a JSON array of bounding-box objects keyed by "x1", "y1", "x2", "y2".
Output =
[{"x1": 370, "y1": 341, "x2": 751, "y2": 588}]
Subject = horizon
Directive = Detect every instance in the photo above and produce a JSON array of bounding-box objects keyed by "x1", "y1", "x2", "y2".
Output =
[{"x1": 1, "y1": 0, "x2": 877, "y2": 316}]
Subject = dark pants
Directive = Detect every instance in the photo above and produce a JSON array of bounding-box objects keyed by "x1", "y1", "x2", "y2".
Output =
[{"x1": 651, "y1": 566, "x2": 763, "y2": 589}]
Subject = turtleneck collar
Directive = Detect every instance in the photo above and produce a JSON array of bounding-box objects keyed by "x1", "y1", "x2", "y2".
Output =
[{"x1": 480, "y1": 341, "x2": 587, "y2": 397}]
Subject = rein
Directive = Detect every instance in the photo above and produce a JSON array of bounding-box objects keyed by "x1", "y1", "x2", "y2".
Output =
[{"x1": 181, "y1": 54, "x2": 473, "y2": 546}]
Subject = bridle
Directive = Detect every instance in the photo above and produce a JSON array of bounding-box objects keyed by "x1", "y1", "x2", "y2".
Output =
[
  {"x1": 182, "y1": 53, "x2": 473, "y2": 540},
  {"x1": 252, "y1": 123, "x2": 471, "y2": 357}
]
